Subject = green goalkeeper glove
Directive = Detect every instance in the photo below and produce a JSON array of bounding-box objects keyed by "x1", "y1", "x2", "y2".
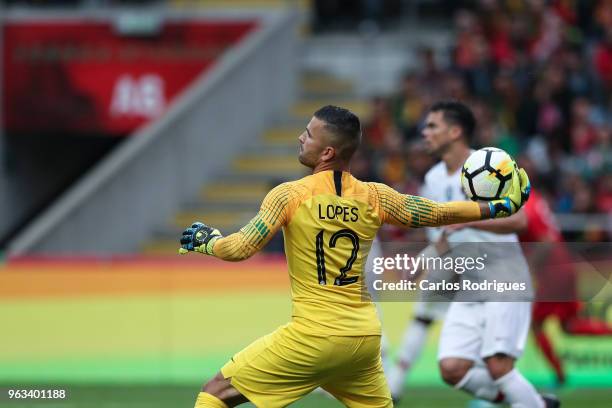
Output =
[
  {"x1": 179, "y1": 222, "x2": 222, "y2": 255},
  {"x1": 488, "y1": 167, "x2": 530, "y2": 218}
]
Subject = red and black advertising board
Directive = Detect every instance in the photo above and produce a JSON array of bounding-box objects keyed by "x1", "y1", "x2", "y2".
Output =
[{"x1": 2, "y1": 18, "x2": 257, "y2": 136}]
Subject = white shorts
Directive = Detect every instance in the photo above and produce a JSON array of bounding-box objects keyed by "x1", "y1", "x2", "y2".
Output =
[{"x1": 437, "y1": 302, "x2": 531, "y2": 362}]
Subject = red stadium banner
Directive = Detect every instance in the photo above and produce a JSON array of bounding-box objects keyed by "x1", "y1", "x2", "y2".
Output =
[{"x1": 1, "y1": 18, "x2": 257, "y2": 136}]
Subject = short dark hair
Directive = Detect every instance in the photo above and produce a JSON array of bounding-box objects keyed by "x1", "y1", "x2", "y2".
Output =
[
  {"x1": 314, "y1": 105, "x2": 361, "y2": 161},
  {"x1": 429, "y1": 100, "x2": 476, "y2": 142}
]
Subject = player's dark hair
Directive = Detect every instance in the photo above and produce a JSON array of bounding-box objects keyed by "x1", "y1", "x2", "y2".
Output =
[
  {"x1": 429, "y1": 100, "x2": 476, "y2": 142},
  {"x1": 314, "y1": 105, "x2": 362, "y2": 161}
]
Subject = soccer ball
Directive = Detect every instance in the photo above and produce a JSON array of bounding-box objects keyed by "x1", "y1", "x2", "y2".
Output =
[{"x1": 461, "y1": 147, "x2": 515, "y2": 201}]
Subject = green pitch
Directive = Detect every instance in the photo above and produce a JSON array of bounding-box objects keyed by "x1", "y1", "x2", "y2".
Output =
[
  {"x1": 2, "y1": 292, "x2": 611, "y2": 386},
  {"x1": 1, "y1": 260, "x2": 611, "y2": 406},
  {"x1": 0, "y1": 385, "x2": 610, "y2": 407}
]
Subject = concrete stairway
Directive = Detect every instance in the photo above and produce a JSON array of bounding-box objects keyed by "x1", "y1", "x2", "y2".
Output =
[{"x1": 142, "y1": 71, "x2": 369, "y2": 254}]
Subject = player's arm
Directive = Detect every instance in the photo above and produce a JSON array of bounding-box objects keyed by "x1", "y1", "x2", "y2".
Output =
[
  {"x1": 373, "y1": 168, "x2": 530, "y2": 228},
  {"x1": 372, "y1": 182, "x2": 482, "y2": 227},
  {"x1": 179, "y1": 183, "x2": 295, "y2": 261},
  {"x1": 445, "y1": 209, "x2": 528, "y2": 235}
]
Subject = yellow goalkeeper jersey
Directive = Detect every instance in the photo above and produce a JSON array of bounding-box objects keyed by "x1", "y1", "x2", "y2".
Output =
[{"x1": 212, "y1": 170, "x2": 481, "y2": 335}]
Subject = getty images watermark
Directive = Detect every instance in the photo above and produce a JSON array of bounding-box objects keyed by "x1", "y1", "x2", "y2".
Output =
[
  {"x1": 363, "y1": 242, "x2": 567, "y2": 302},
  {"x1": 370, "y1": 252, "x2": 528, "y2": 294},
  {"x1": 365, "y1": 242, "x2": 611, "y2": 302}
]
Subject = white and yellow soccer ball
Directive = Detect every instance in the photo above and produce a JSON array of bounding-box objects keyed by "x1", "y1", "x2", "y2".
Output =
[{"x1": 461, "y1": 147, "x2": 516, "y2": 201}]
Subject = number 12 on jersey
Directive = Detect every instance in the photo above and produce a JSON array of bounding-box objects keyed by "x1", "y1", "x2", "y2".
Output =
[{"x1": 315, "y1": 229, "x2": 360, "y2": 286}]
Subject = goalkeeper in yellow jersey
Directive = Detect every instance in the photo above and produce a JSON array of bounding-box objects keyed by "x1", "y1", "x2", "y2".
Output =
[{"x1": 179, "y1": 105, "x2": 530, "y2": 408}]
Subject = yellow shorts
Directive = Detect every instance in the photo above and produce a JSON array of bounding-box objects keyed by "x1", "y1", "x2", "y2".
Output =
[{"x1": 220, "y1": 322, "x2": 392, "y2": 408}]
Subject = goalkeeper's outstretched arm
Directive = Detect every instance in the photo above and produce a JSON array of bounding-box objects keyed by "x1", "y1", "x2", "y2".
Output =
[
  {"x1": 371, "y1": 167, "x2": 530, "y2": 228},
  {"x1": 179, "y1": 183, "x2": 296, "y2": 261}
]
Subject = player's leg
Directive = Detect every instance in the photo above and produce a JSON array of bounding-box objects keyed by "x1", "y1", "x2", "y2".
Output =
[
  {"x1": 199, "y1": 323, "x2": 322, "y2": 407},
  {"x1": 386, "y1": 315, "x2": 433, "y2": 398},
  {"x1": 482, "y1": 302, "x2": 549, "y2": 408},
  {"x1": 194, "y1": 373, "x2": 248, "y2": 408},
  {"x1": 549, "y1": 301, "x2": 612, "y2": 335},
  {"x1": 531, "y1": 306, "x2": 566, "y2": 385},
  {"x1": 444, "y1": 360, "x2": 506, "y2": 403},
  {"x1": 483, "y1": 353, "x2": 546, "y2": 407},
  {"x1": 325, "y1": 371, "x2": 393, "y2": 408},
  {"x1": 387, "y1": 300, "x2": 447, "y2": 400},
  {"x1": 561, "y1": 301, "x2": 612, "y2": 335},
  {"x1": 488, "y1": 355, "x2": 562, "y2": 408},
  {"x1": 438, "y1": 303, "x2": 505, "y2": 403},
  {"x1": 563, "y1": 318, "x2": 612, "y2": 335},
  {"x1": 322, "y1": 335, "x2": 393, "y2": 408},
  {"x1": 533, "y1": 322, "x2": 566, "y2": 385},
  {"x1": 387, "y1": 262, "x2": 455, "y2": 400},
  {"x1": 439, "y1": 357, "x2": 473, "y2": 386}
]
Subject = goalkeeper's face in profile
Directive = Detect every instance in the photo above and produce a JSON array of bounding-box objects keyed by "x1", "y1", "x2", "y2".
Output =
[
  {"x1": 298, "y1": 116, "x2": 334, "y2": 168},
  {"x1": 298, "y1": 105, "x2": 361, "y2": 170}
]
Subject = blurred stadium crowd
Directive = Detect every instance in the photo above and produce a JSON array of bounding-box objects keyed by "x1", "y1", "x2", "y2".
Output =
[{"x1": 353, "y1": 0, "x2": 611, "y2": 243}]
